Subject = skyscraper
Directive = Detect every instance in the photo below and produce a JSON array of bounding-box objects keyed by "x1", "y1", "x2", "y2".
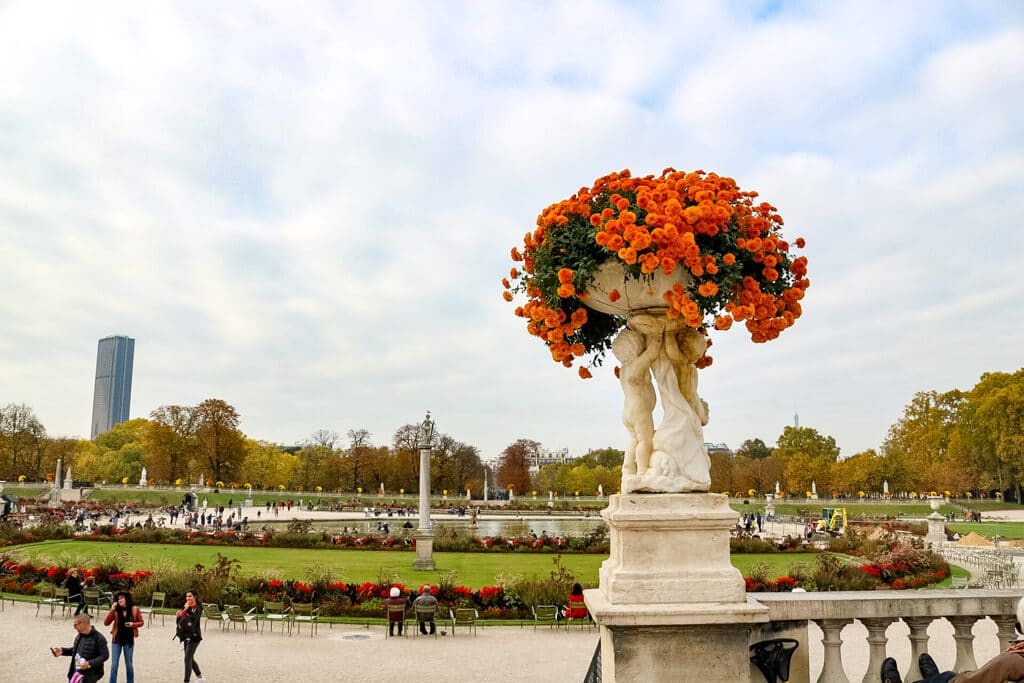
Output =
[{"x1": 90, "y1": 335, "x2": 135, "y2": 439}]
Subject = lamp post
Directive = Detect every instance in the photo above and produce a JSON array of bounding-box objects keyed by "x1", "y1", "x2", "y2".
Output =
[{"x1": 413, "y1": 411, "x2": 436, "y2": 571}]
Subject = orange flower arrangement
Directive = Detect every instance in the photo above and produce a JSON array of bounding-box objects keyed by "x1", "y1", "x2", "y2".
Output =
[{"x1": 502, "y1": 168, "x2": 809, "y2": 374}]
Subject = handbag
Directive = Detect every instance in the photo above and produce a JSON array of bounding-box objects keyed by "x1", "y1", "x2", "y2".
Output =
[{"x1": 69, "y1": 672, "x2": 85, "y2": 683}]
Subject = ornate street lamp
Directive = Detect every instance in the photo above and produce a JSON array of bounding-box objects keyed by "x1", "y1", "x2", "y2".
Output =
[{"x1": 413, "y1": 411, "x2": 437, "y2": 571}]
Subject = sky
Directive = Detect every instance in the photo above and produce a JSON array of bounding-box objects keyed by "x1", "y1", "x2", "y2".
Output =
[{"x1": 1, "y1": 1, "x2": 1022, "y2": 462}]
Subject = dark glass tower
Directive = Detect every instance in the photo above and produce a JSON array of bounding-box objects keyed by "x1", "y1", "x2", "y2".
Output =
[{"x1": 90, "y1": 335, "x2": 135, "y2": 439}]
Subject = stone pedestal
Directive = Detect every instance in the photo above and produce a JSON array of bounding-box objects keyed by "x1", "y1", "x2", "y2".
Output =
[
  {"x1": 587, "y1": 493, "x2": 768, "y2": 681},
  {"x1": 413, "y1": 530, "x2": 435, "y2": 571},
  {"x1": 927, "y1": 511, "x2": 947, "y2": 545}
]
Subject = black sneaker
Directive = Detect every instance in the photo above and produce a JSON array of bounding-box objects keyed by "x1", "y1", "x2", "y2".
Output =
[
  {"x1": 881, "y1": 657, "x2": 903, "y2": 683},
  {"x1": 919, "y1": 653, "x2": 940, "y2": 678}
]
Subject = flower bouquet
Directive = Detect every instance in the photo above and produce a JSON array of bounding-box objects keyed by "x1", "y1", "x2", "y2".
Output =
[{"x1": 503, "y1": 168, "x2": 808, "y2": 377}]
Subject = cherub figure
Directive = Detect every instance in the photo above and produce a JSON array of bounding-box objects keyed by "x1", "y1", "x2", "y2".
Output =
[
  {"x1": 664, "y1": 328, "x2": 710, "y2": 426},
  {"x1": 611, "y1": 326, "x2": 660, "y2": 476}
]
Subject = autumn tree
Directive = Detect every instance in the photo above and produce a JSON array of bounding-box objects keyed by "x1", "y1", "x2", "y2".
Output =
[
  {"x1": 0, "y1": 403, "x2": 45, "y2": 479},
  {"x1": 194, "y1": 399, "x2": 247, "y2": 484},
  {"x1": 496, "y1": 439, "x2": 537, "y2": 495},
  {"x1": 953, "y1": 369, "x2": 1024, "y2": 499},
  {"x1": 238, "y1": 439, "x2": 296, "y2": 489},
  {"x1": 882, "y1": 390, "x2": 966, "y2": 492},
  {"x1": 735, "y1": 438, "x2": 773, "y2": 460},
  {"x1": 775, "y1": 426, "x2": 840, "y2": 494},
  {"x1": 344, "y1": 429, "x2": 373, "y2": 492},
  {"x1": 145, "y1": 405, "x2": 197, "y2": 483},
  {"x1": 432, "y1": 435, "x2": 485, "y2": 495}
]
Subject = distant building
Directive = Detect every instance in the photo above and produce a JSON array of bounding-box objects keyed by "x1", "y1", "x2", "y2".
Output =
[
  {"x1": 705, "y1": 442, "x2": 733, "y2": 457},
  {"x1": 90, "y1": 335, "x2": 135, "y2": 439},
  {"x1": 529, "y1": 447, "x2": 576, "y2": 473}
]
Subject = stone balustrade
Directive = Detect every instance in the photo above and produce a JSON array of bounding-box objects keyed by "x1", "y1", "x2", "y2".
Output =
[{"x1": 749, "y1": 589, "x2": 1022, "y2": 683}]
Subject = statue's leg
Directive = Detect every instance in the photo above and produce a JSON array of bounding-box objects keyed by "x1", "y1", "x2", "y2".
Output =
[{"x1": 623, "y1": 427, "x2": 637, "y2": 475}]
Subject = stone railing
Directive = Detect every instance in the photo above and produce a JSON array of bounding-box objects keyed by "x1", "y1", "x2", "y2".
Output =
[{"x1": 749, "y1": 589, "x2": 1022, "y2": 683}]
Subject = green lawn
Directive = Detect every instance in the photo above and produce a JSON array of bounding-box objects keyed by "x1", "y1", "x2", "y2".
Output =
[
  {"x1": 948, "y1": 522, "x2": 1024, "y2": 539},
  {"x1": 10, "y1": 541, "x2": 822, "y2": 586}
]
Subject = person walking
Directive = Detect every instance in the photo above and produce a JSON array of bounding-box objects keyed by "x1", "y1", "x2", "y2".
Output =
[
  {"x1": 51, "y1": 613, "x2": 109, "y2": 683},
  {"x1": 104, "y1": 591, "x2": 144, "y2": 683},
  {"x1": 176, "y1": 590, "x2": 205, "y2": 683}
]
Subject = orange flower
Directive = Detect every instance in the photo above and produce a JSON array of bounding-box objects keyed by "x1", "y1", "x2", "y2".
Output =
[
  {"x1": 595, "y1": 231, "x2": 610, "y2": 246},
  {"x1": 795, "y1": 237, "x2": 806, "y2": 248},
  {"x1": 607, "y1": 234, "x2": 624, "y2": 251},
  {"x1": 722, "y1": 253, "x2": 736, "y2": 265},
  {"x1": 714, "y1": 315, "x2": 732, "y2": 330},
  {"x1": 511, "y1": 247, "x2": 523, "y2": 261},
  {"x1": 557, "y1": 268, "x2": 574, "y2": 284},
  {"x1": 616, "y1": 198, "x2": 629, "y2": 211},
  {"x1": 590, "y1": 213, "x2": 603, "y2": 226},
  {"x1": 608, "y1": 289, "x2": 621, "y2": 302},
  {"x1": 617, "y1": 247, "x2": 638, "y2": 264},
  {"x1": 557, "y1": 283, "x2": 576, "y2": 298},
  {"x1": 698, "y1": 282, "x2": 719, "y2": 297},
  {"x1": 613, "y1": 366, "x2": 621, "y2": 379},
  {"x1": 501, "y1": 278, "x2": 511, "y2": 289},
  {"x1": 578, "y1": 367, "x2": 593, "y2": 379},
  {"x1": 510, "y1": 268, "x2": 519, "y2": 279},
  {"x1": 502, "y1": 291, "x2": 513, "y2": 302}
]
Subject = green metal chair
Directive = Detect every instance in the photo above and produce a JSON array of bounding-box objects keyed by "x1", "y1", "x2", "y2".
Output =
[
  {"x1": 449, "y1": 608, "x2": 479, "y2": 636},
  {"x1": 531, "y1": 605, "x2": 559, "y2": 630},
  {"x1": 140, "y1": 591, "x2": 166, "y2": 626}
]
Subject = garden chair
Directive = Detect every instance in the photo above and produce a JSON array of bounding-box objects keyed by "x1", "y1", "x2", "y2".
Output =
[
  {"x1": 290, "y1": 602, "x2": 319, "y2": 637},
  {"x1": 950, "y1": 576, "x2": 969, "y2": 589},
  {"x1": 202, "y1": 603, "x2": 228, "y2": 630},
  {"x1": 53, "y1": 587, "x2": 73, "y2": 619},
  {"x1": 449, "y1": 608, "x2": 479, "y2": 637},
  {"x1": 83, "y1": 587, "x2": 111, "y2": 614},
  {"x1": 531, "y1": 605, "x2": 559, "y2": 630},
  {"x1": 413, "y1": 604, "x2": 438, "y2": 639},
  {"x1": 385, "y1": 602, "x2": 409, "y2": 638},
  {"x1": 37, "y1": 584, "x2": 61, "y2": 618},
  {"x1": 140, "y1": 591, "x2": 167, "y2": 626},
  {"x1": 562, "y1": 603, "x2": 593, "y2": 629},
  {"x1": 225, "y1": 604, "x2": 259, "y2": 633},
  {"x1": 260, "y1": 600, "x2": 291, "y2": 634}
]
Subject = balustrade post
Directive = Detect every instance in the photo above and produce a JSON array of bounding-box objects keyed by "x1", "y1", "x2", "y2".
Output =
[
  {"x1": 903, "y1": 617, "x2": 934, "y2": 681},
  {"x1": 992, "y1": 614, "x2": 1017, "y2": 652},
  {"x1": 947, "y1": 616, "x2": 980, "y2": 672},
  {"x1": 860, "y1": 618, "x2": 896, "y2": 683},
  {"x1": 815, "y1": 618, "x2": 853, "y2": 683}
]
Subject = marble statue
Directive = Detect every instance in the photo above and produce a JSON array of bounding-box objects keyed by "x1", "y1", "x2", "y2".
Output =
[
  {"x1": 612, "y1": 327, "x2": 660, "y2": 477},
  {"x1": 139, "y1": 467, "x2": 147, "y2": 487},
  {"x1": 63, "y1": 466, "x2": 73, "y2": 490},
  {"x1": 618, "y1": 314, "x2": 711, "y2": 494}
]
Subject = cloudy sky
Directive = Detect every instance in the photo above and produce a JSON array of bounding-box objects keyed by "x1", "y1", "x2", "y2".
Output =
[{"x1": 2, "y1": 1, "x2": 1022, "y2": 461}]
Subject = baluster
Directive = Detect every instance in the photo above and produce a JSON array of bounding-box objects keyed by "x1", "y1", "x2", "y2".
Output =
[
  {"x1": 947, "y1": 616, "x2": 980, "y2": 672},
  {"x1": 903, "y1": 617, "x2": 934, "y2": 681},
  {"x1": 815, "y1": 618, "x2": 853, "y2": 683},
  {"x1": 992, "y1": 614, "x2": 1017, "y2": 651},
  {"x1": 860, "y1": 618, "x2": 896, "y2": 683}
]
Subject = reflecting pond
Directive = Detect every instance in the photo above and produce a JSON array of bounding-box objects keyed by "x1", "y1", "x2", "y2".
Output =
[{"x1": 264, "y1": 516, "x2": 605, "y2": 537}]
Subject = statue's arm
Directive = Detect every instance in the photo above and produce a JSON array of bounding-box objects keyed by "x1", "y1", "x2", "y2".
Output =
[
  {"x1": 663, "y1": 331, "x2": 684, "y2": 363},
  {"x1": 637, "y1": 333, "x2": 662, "y2": 368}
]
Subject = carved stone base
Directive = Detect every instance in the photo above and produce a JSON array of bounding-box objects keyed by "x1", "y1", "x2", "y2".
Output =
[
  {"x1": 412, "y1": 530, "x2": 436, "y2": 571},
  {"x1": 598, "y1": 493, "x2": 744, "y2": 604}
]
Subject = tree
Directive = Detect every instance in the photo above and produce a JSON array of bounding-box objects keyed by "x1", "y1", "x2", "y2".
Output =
[
  {"x1": 496, "y1": 439, "x2": 537, "y2": 495},
  {"x1": 238, "y1": 439, "x2": 296, "y2": 489},
  {"x1": 835, "y1": 449, "x2": 885, "y2": 494},
  {"x1": 882, "y1": 390, "x2": 965, "y2": 492},
  {"x1": 775, "y1": 426, "x2": 840, "y2": 493},
  {"x1": 145, "y1": 404, "x2": 197, "y2": 483},
  {"x1": 345, "y1": 429, "x2": 373, "y2": 492},
  {"x1": 432, "y1": 435, "x2": 484, "y2": 495},
  {"x1": 0, "y1": 403, "x2": 45, "y2": 479},
  {"x1": 735, "y1": 438, "x2": 773, "y2": 460},
  {"x1": 194, "y1": 399, "x2": 247, "y2": 484},
  {"x1": 953, "y1": 370, "x2": 1024, "y2": 499}
]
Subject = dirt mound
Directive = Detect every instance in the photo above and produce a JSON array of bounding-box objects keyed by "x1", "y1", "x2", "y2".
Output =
[{"x1": 957, "y1": 532, "x2": 995, "y2": 547}]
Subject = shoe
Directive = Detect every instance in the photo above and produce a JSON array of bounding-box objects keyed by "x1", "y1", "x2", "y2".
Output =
[
  {"x1": 919, "y1": 653, "x2": 940, "y2": 678},
  {"x1": 196, "y1": 678, "x2": 206, "y2": 683},
  {"x1": 881, "y1": 657, "x2": 903, "y2": 683}
]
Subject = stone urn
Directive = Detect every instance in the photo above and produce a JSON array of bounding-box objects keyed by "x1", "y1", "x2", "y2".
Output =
[{"x1": 583, "y1": 260, "x2": 691, "y2": 316}]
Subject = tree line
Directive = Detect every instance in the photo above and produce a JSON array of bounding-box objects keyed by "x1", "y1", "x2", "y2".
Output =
[{"x1": 2, "y1": 368, "x2": 1020, "y2": 497}]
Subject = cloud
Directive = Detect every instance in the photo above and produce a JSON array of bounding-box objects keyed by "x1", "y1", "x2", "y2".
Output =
[{"x1": 0, "y1": 1, "x2": 1021, "y2": 464}]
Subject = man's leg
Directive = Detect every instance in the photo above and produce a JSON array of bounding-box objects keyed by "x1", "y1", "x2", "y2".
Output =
[
  {"x1": 428, "y1": 619, "x2": 436, "y2": 635},
  {"x1": 419, "y1": 619, "x2": 427, "y2": 635},
  {"x1": 951, "y1": 652, "x2": 1024, "y2": 682}
]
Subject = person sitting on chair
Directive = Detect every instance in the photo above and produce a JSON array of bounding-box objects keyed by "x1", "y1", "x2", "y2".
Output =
[
  {"x1": 413, "y1": 585, "x2": 437, "y2": 636},
  {"x1": 385, "y1": 587, "x2": 407, "y2": 637},
  {"x1": 562, "y1": 583, "x2": 587, "y2": 622}
]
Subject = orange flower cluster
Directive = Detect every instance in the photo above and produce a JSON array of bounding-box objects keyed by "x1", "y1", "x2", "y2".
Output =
[{"x1": 503, "y1": 168, "x2": 809, "y2": 375}]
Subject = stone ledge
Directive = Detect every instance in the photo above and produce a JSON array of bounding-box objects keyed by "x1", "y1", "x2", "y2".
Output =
[
  {"x1": 584, "y1": 589, "x2": 769, "y2": 627},
  {"x1": 751, "y1": 589, "x2": 1024, "y2": 621}
]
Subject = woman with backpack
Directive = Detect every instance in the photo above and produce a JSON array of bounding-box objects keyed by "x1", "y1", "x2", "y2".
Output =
[
  {"x1": 104, "y1": 591, "x2": 144, "y2": 683},
  {"x1": 176, "y1": 590, "x2": 204, "y2": 683}
]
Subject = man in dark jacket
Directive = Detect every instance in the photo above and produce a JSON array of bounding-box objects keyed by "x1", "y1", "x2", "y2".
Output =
[
  {"x1": 413, "y1": 585, "x2": 438, "y2": 635},
  {"x1": 51, "y1": 613, "x2": 109, "y2": 683}
]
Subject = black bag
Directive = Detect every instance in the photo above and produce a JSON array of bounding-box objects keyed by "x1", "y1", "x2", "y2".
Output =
[{"x1": 174, "y1": 611, "x2": 197, "y2": 642}]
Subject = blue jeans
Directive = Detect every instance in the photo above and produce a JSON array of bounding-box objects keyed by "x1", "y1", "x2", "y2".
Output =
[{"x1": 109, "y1": 642, "x2": 134, "y2": 683}]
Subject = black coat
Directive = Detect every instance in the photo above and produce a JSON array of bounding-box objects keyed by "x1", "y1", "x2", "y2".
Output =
[
  {"x1": 61, "y1": 627, "x2": 108, "y2": 680},
  {"x1": 65, "y1": 574, "x2": 83, "y2": 599}
]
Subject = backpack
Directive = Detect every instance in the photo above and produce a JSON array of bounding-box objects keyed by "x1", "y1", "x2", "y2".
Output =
[{"x1": 174, "y1": 610, "x2": 197, "y2": 642}]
